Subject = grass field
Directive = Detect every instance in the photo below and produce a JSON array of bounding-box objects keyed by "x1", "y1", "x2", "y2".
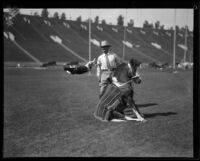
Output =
[{"x1": 4, "y1": 67, "x2": 193, "y2": 157}]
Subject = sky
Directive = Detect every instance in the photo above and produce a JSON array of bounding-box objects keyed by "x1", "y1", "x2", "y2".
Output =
[{"x1": 11, "y1": 9, "x2": 194, "y2": 31}]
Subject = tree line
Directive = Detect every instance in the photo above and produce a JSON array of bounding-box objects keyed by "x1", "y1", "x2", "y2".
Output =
[{"x1": 35, "y1": 9, "x2": 190, "y2": 32}]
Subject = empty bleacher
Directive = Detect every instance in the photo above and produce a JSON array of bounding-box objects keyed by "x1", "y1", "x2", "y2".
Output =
[{"x1": 4, "y1": 13, "x2": 193, "y2": 65}]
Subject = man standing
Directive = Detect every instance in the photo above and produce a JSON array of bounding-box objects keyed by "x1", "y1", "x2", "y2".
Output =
[{"x1": 96, "y1": 40, "x2": 122, "y2": 99}]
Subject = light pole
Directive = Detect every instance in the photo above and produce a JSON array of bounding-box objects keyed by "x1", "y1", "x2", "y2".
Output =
[
  {"x1": 88, "y1": 9, "x2": 92, "y2": 75},
  {"x1": 122, "y1": 9, "x2": 127, "y2": 61},
  {"x1": 183, "y1": 10, "x2": 188, "y2": 63},
  {"x1": 173, "y1": 9, "x2": 176, "y2": 70},
  {"x1": 89, "y1": 9, "x2": 91, "y2": 63}
]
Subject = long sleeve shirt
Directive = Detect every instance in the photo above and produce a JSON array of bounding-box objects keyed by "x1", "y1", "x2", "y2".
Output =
[{"x1": 96, "y1": 52, "x2": 121, "y2": 77}]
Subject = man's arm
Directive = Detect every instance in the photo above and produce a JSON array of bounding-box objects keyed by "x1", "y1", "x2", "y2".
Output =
[
  {"x1": 85, "y1": 58, "x2": 96, "y2": 70},
  {"x1": 115, "y1": 53, "x2": 123, "y2": 66},
  {"x1": 96, "y1": 57, "x2": 101, "y2": 81}
]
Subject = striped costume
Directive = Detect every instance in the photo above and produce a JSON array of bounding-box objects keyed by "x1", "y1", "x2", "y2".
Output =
[{"x1": 94, "y1": 84, "x2": 122, "y2": 121}]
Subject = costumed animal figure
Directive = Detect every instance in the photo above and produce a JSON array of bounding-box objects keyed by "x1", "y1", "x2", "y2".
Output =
[{"x1": 94, "y1": 58, "x2": 146, "y2": 122}]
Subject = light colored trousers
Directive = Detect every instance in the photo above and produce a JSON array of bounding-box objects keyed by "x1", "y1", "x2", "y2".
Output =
[{"x1": 99, "y1": 71, "x2": 113, "y2": 98}]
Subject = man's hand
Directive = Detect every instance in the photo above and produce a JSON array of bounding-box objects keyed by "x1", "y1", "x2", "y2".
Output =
[
  {"x1": 92, "y1": 58, "x2": 96, "y2": 64},
  {"x1": 97, "y1": 75, "x2": 101, "y2": 82},
  {"x1": 96, "y1": 74, "x2": 100, "y2": 82},
  {"x1": 96, "y1": 63, "x2": 101, "y2": 82}
]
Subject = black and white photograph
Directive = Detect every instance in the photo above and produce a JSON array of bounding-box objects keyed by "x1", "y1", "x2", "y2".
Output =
[{"x1": 3, "y1": 2, "x2": 199, "y2": 158}]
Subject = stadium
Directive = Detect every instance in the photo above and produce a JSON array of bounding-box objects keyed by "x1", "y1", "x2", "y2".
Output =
[{"x1": 4, "y1": 8, "x2": 194, "y2": 157}]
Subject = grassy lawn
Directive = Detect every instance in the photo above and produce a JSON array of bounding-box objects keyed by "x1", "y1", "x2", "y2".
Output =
[{"x1": 3, "y1": 67, "x2": 193, "y2": 157}]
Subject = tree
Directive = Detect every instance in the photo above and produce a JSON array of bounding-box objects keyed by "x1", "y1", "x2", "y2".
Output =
[
  {"x1": 149, "y1": 23, "x2": 154, "y2": 29},
  {"x1": 53, "y1": 12, "x2": 59, "y2": 20},
  {"x1": 76, "y1": 16, "x2": 82, "y2": 22},
  {"x1": 41, "y1": 8, "x2": 49, "y2": 18},
  {"x1": 154, "y1": 21, "x2": 160, "y2": 29},
  {"x1": 185, "y1": 25, "x2": 189, "y2": 33},
  {"x1": 127, "y1": 19, "x2": 134, "y2": 27},
  {"x1": 33, "y1": 11, "x2": 39, "y2": 17},
  {"x1": 85, "y1": 18, "x2": 92, "y2": 23},
  {"x1": 180, "y1": 26, "x2": 189, "y2": 33},
  {"x1": 101, "y1": 19, "x2": 106, "y2": 25},
  {"x1": 143, "y1": 20, "x2": 153, "y2": 29},
  {"x1": 160, "y1": 25, "x2": 165, "y2": 30},
  {"x1": 117, "y1": 15, "x2": 124, "y2": 26},
  {"x1": 175, "y1": 25, "x2": 180, "y2": 32},
  {"x1": 181, "y1": 26, "x2": 185, "y2": 32},
  {"x1": 94, "y1": 16, "x2": 99, "y2": 24},
  {"x1": 61, "y1": 13, "x2": 66, "y2": 20},
  {"x1": 143, "y1": 20, "x2": 149, "y2": 28}
]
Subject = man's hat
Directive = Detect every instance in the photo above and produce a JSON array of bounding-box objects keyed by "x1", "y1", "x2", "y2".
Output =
[{"x1": 101, "y1": 40, "x2": 111, "y2": 47}]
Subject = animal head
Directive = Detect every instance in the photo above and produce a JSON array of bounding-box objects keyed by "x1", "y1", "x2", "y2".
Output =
[
  {"x1": 113, "y1": 58, "x2": 142, "y2": 84},
  {"x1": 129, "y1": 58, "x2": 141, "y2": 69},
  {"x1": 128, "y1": 58, "x2": 141, "y2": 77}
]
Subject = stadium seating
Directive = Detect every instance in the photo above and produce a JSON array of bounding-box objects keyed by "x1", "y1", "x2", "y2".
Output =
[{"x1": 4, "y1": 14, "x2": 193, "y2": 65}]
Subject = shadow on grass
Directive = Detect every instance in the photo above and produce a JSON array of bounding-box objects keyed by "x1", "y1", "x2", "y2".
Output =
[
  {"x1": 136, "y1": 103, "x2": 158, "y2": 108},
  {"x1": 144, "y1": 112, "x2": 177, "y2": 118}
]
